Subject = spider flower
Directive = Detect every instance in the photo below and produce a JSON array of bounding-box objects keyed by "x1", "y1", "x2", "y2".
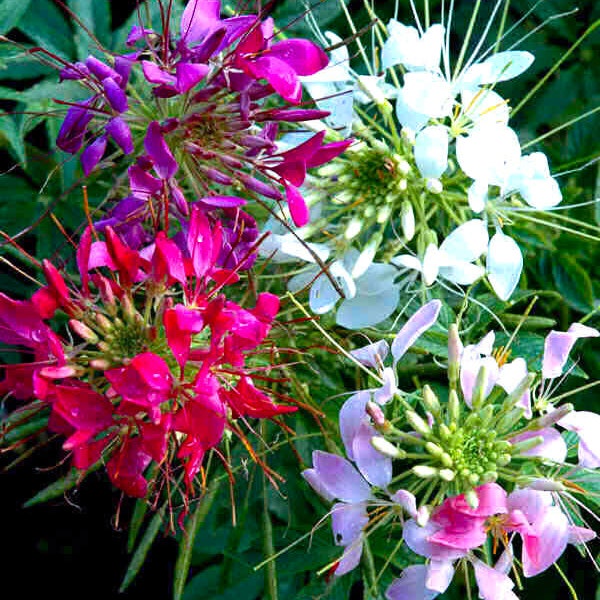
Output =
[
  {"x1": 0, "y1": 209, "x2": 295, "y2": 499},
  {"x1": 54, "y1": 0, "x2": 350, "y2": 227}
]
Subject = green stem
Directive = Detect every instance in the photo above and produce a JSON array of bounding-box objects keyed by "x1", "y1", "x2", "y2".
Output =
[{"x1": 261, "y1": 422, "x2": 279, "y2": 600}]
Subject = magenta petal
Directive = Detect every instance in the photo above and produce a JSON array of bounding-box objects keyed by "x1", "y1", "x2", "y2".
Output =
[
  {"x1": 180, "y1": 0, "x2": 221, "y2": 42},
  {"x1": 352, "y1": 421, "x2": 392, "y2": 489},
  {"x1": 245, "y1": 55, "x2": 302, "y2": 104},
  {"x1": 131, "y1": 352, "x2": 173, "y2": 392},
  {"x1": 144, "y1": 121, "x2": 178, "y2": 179},
  {"x1": 386, "y1": 566, "x2": 440, "y2": 600},
  {"x1": 81, "y1": 135, "x2": 107, "y2": 176},
  {"x1": 102, "y1": 77, "x2": 129, "y2": 112},
  {"x1": 331, "y1": 502, "x2": 368, "y2": 546},
  {"x1": 176, "y1": 62, "x2": 210, "y2": 93},
  {"x1": 128, "y1": 164, "x2": 162, "y2": 199},
  {"x1": 312, "y1": 450, "x2": 371, "y2": 503},
  {"x1": 195, "y1": 195, "x2": 247, "y2": 208},
  {"x1": 56, "y1": 101, "x2": 94, "y2": 153},
  {"x1": 106, "y1": 116, "x2": 134, "y2": 154},
  {"x1": 542, "y1": 323, "x2": 599, "y2": 379},
  {"x1": 391, "y1": 300, "x2": 441, "y2": 366},
  {"x1": 126, "y1": 25, "x2": 154, "y2": 46},
  {"x1": 307, "y1": 139, "x2": 353, "y2": 169},
  {"x1": 339, "y1": 391, "x2": 369, "y2": 460},
  {"x1": 522, "y1": 506, "x2": 569, "y2": 577},
  {"x1": 268, "y1": 39, "x2": 329, "y2": 76},
  {"x1": 285, "y1": 183, "x2": 309, "y2": 227},
  {"x1": 142, "y1": 60, "x2": 176, "y2": 85},
  {"x1": 448, "y1": 483, "x2": 508, "y2": 517},
  {"x1": 85, "y1": 55, "x2": 122, "y2": 84}
]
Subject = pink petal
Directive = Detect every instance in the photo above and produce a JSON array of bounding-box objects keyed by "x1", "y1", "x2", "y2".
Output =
[
  {"x1": 511, "y1": 427, "x2": 567, "y2": 463},
  {"x1": 542, "y1": 323, "x2": 599, "y2": 379},
  {"x1": 385, "y1": 565, "x2": 440, "y2": 600},
  {"x1": 312, "y1": 450, "x2": 372, "y2": 503},
  {"x1": 559, "y1": 410, "x2": 600, "y2": 468},
  {"x1": 350, "y1": 340, "x2": 390, "y2": 368},
  {"x1": 426, "y1": 560, "x2": 455, "y2": 594},
  {"x1": 334, "y1": 537, "x2": 364, "y2": 576},
  {"x1": 339, "y1": 391, "x2": 369, "y2": 460},
  {"x1": 302, "y1": 468, "x2": 336, "y2": 502},
  {"x1": 472, "y1": 559, "x2": 518, "y2": 600},
  {"x1": 331, "y1": 501, "x2": 368, "y2": 546},
  {"x1": 522, "y1": 506, "x2": 569, "y2": 577},
  {"x1": 131, "y1": 352, "x2": 173, "y2": 392},
  {"x1": 352, "y1": 421, "x2": 392, "y2": 488},
  {"x1": 391, "y1": 300, "x2": 441, "y2": 366},
  {"x1": 498, "y1": 357, "x2": 531, "y2": 417}
]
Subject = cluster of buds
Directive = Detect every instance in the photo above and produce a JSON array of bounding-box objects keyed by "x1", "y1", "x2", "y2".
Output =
[
  {"x1": 0, "y1": 208, "x2": 295, "y2": 500},
  {"x1": 303, "y1": 300, "x2": 600, "y2": 597}
]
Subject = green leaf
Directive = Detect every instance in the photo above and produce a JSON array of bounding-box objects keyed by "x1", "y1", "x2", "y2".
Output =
[
  {"x1": 174, "y1": 483, "x2": 220, "y2": 600},
  {"x1": 552, "y1": 254, "x2": 595, "y2": 313},
  {"x1": 23, "y1": 468, "x2": 83, "y2": 507},
  {"x1": 120, "y1": 506, "x2": 166, "y2": 592},
  {"x1": 0, "y1": 0, "x2": 33, "y2": 35},
  {"x1": 17, "y1": 0, "x2": 76, "y2": 60},
  {"x1": 0, "y1": 115, "x2": 26, "y2": 165}
]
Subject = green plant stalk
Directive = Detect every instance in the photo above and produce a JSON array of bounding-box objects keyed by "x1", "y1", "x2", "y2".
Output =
[{"x1": 261, "y1": 421, "x2": 278, "y2": 600}]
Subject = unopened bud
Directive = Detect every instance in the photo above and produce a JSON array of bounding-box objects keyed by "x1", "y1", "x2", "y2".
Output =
[
  {"x1": 412, "y1": 465, "x2": 438, "y2": 479},
  {"x1": 471, "y1": 364, "x2": 489, "y2": 409},
  {"x1": 496, "y1": 407, "x2": 525, "y2": 432},
  {"x1": 90, "y1": 358, "x2": 111, "y2": 370},
  {"x1": 121, "y1": 294, "x2": 137, "y2": 321},
  {"x1": 511, "y1": 435, "x2": 544, "y2": 454},
  {"x1": 447, "y1": 324, "x2": 462, "y2": 388},
  {"x1": 426, "y1": 178, "x2": 443, "y2": 194},
  {"x1": 376, "y1": 204, "x2": 392, "y2": 224},
  {"x1": 416, "y1": 506, "x2": 430, "y2": 526},
  {"x1": 519, "y1": 477, "x2": 566, "y2": 492},
  {"x1": 95, "y1": 313, "x2": 113, "y2": 332},
  {"x1": 371, "y1": 436, "x2": 406, "y2": 459},
  {"x1": 366, "y1": 401, "x2": 386, "y2": 428},
  {"x1": 400, "y1": 201, "x2": 415, "y2": 241},
  {"x1": 439, "y1": 468, "x2": 455, "y2": 481},
  {"x1": 534, "y1": 404, "x2": 573, "y2": 428},
  {"x1": 406, "y1": 411, "x2": 431, "y2": 437},
  {"x1": 421, "y1": 385, "x2": 440, "y2": 415},
  {"x1": 69, "y1": 319, "x2": 98, "y2": 343},
  {"x1": 503, "y1": 373, "x2": 535, "y2": 410},
  {"x1": 39, "y1": 365, "x2": 79, "y2": 379},
  {"x1": 395, "y1": 156, "x2": 411, "y2": 175},
  {"x1": 425, "y1": 441, "x2": 445, "y2": 457},
  {"x1": 344, "y1": 217, "x2": 362, "y2": 240},
  {"x1": 448, "y1": 389, "x2": 460, "y2": 423},
  {"x1": 465, "y1": 489, "x2": 479, "y2": 509},
  {"x1": 481, "y1": 471, "x2": 498, "y2": 484}
]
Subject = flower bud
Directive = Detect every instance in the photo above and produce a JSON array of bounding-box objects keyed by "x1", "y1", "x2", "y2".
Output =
[
  {"x1": 344, "y1": 217, "x2": 362, "y2": 240},
  {"x1": 400, "y1": 201, "x2": 415, "y2": 241},
  {"x1": 412, "y1": 465, "x2": 438, "y2": 479},
  {"x1": 465, "y1": 490, "x2": 479, "y2": 509},
  {"x1": 421, "y1": 385, "x2": 440, "y2": 415},
  {"x1": 371, "y1": 436, "x2": 406, "y2": 459},
  {"x1": 447, "y1": 324, "x2": 462, "y2": 388},
  {"x1": 519, "y1": 477, "x2": 566, "y2": 492},
  {"x1": 366, "y1": 401, "x2": 386, "y2": 429},
  {"x1": 511, "y1": 435, "x2": 544, "y2": 454},
  {"x1": 406, "y1": 411, "x2": 431, "y2": 437},
  {"x1": 471, "y1": 364, "x2": 489, "y2": 409},
  {"x1": 534, "y1": 404, "x2": 573, "y2": 428},
  {"x1": 69, "y1": 319, "x2": 99, "y2": 343},
  {"x1": 439, "y1": 468, "x2": 455, "y2": 481},
  {"x1": 426, "y1": 178, "x2": 443, "y2": 194},
  {"x1": 448, "y1": 389, "x2": 460, "y2": 423}
]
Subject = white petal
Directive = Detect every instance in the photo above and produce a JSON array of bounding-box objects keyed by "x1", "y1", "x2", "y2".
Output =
[
  {"x1": 422, "y1": 243, "x2": 441, "y2": 286},
  {"x1": 456, "y1": 123, "x2": 521, "y2": 184},
  {"x1": 395, "y1": 88, "x2": 431, "y2": 131},
  {"x1": 309, "y1": 273, "x2": 342, "y2": 314},
  {"x1": 487, "y1": 232, "x2": 523, "y2": 300},
  {"x1": 439, "y1": 219, "x2": 489, "y2": 263},
  {"x1": 461, "y1": 51, "x2": 535, "y2": 87},
  {"x1": 402, "y1": 71, "x2": 454, "y2": 119},
  {"x1": 287, "y1": 266, "x2": 320, "y2": 293},
  {"x1": 461, "y1": 88, "x2": 509, "y2": 126},
  {"x1": 391, "y1": 254, "x2": 423, "y2": 272},
  {"x1": 354, "y1": 263, "x2": 398, "y2": 295},
  {"x1": 415, "y1": 125, "x2": 449, "y2": 179},
  {"x1": 467, "y1": 179, "x2": 489, "y2": 213},
  {"x1": 382, "y1": 21, "x2": 421, "y2": 71},
  {"x1": 336, "y1": 287, "x2": 400, "y2": 329},
  {"x1": 439, "y1": 260, "x2": 485, "y2": 285}
]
